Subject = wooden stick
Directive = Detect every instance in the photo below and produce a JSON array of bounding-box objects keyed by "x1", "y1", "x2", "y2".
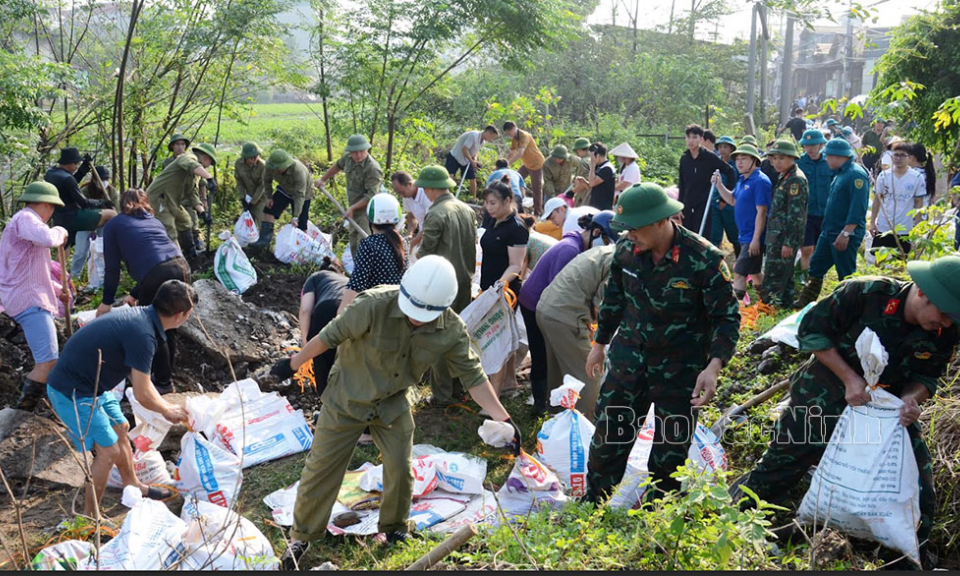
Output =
[
  {"x1": 405, "y1": 524, "x2": 477, "y2": 571},
  {"x1": 710, "y1": 378, "x2": 789, "y2": 436},
  {"x1": 57, "y1": 246, "x2": 73, "y2": 338},
  {"x1": 316, "y1": 184, "x2": 369, "y2": 239}
]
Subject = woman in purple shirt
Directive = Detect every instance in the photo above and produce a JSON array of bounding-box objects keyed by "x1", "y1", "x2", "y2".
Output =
[{"x1": 517, "y1": 210, "x2": 617, "y2": 414}]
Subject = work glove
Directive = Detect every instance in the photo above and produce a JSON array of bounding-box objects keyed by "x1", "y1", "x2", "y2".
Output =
[
  {"x1": 505, "y1": 417, "x2": 522, "y2": 456},
  {"x1": 271, "y1": 357, "x2": 295, "y2": 381},
  {"x1": 206, "y1": 178, "x2": 218, "y2": 195},
  {"x1": 82, "y1": 153, "x2": 94, "y2": 164},
  {"x1": 200, "y1": 211, "x2": 213, "y2": 226}
]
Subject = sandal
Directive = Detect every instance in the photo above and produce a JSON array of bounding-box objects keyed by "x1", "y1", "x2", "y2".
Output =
[{"x1": 145, "y1": 484, "x2": 179, "y2": 502}]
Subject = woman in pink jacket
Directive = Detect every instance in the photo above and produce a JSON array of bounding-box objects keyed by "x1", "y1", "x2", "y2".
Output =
[{"x1": 0, "y1": 182, "x2": 70, "y2": 410}]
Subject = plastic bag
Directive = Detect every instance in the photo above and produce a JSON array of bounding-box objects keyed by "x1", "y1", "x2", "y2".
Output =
[
  {"x1": 171, "y1": 498, "x2": 278, "y2": 570},
  {"x1": 174, "y1": 431, "x2": 243, "y2": 509},
  {"x1": 359, "y1": 455, "x2": 438, "y2": 498},
  {"x1": 761, "y1": 302, "x2": 815, "y2": 349},
  {"x1": 413, "y1": 445, "x2": 487, "y2": 495},
  {"x1": 478, "y1": 420, "x2": 515, "y2": 448},
  {"x1": 495, "y1": 450, "x2": 569, "y2": 521},
  {"x1": 306, "y1": 221, "x2": 333, "y2": 248},
  {"x1": 81, "y1": 486, "x2": 187, "y2": 570},
  {"x1": 429, "y1": 490, "x2": 498, "y2": 533},
  {"x1": 211, "y1": 399, "x2": 313, "y2": 469},
  {"x1": 126, "y1": 387, "x2": 175, "y2": 453},
  {"x1": 233, "y1": 211, "x2": 260, "y2": 246},
  {"x1": 459, "y1": 282, "x2": 520, "y2": 375},
  {"x1": 107, "y1": 449, "x2": 173, "y2": 489},
  {"x1": 214, "y1": 232, "x2": 257, "y2": 294},
  {"x1": 86, "y1": 235, "x2": 105, "y2": 290},
  {"x1": 274, "y1": 224, "x2": 336, "y2": 265},
  {"x1": 341, "y1": 243, "x2": 355, "y2": 275},
  {"x1": 797, "y1": 328, "x2": 921, "y2": 566},
  {"x1": 31, "y1": 540, "x2": 94, "y2": 571},
  {"x1": 535, "y1": 376, "x2": 596, "y2": 497}
]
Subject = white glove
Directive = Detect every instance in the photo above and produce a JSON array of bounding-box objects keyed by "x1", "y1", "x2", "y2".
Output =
[
  {"x1": 245, "y1": 195, "x2": 252, "y2": 203},
  {"x1": 478, "y1": 420, "x2": 514, "y2": 448}
]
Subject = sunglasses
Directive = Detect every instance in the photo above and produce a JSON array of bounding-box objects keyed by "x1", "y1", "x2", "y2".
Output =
[{"x1": 892, "y1": 153, "x2": 908, "y2": 158}]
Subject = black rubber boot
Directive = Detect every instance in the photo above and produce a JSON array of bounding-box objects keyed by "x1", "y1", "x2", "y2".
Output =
[
  {"x1": 15, "y1": 378, "x2": 46, "y2": 411},
  {"x1": 178, "y1": 230, "x2": 198, "y2": 257},
  {"x1": 793, "y1": 277, "x2": 823, "y2": 309},
  {"x1": 250, "y1": 221, "x2": 274, "y2": 250}
]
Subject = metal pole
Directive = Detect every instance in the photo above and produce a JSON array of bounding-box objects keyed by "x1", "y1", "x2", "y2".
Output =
[
  {"x1": 745, "y1": 4, "x2": 758, "y2": 118},
  {"x1": 778, "y1": 14, "x2": 796, "y2": 127},
  {"x1": 698, "y1": 183, "x2": 717, "y2": 236},
  {"x1": 758, "y1": 4, "x2": 769, "y2": 126}
]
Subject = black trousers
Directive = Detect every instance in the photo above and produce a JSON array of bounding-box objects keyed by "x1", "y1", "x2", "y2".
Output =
[
  {"x1": 307, "y1": 298, "x2": 340, "y2": 396},
  {"x1": 134, "y1": 257, "x2": 191, "y2": 389},
  {"x1": 520, "y1": 303, "x2": 548, "y2": 408}
]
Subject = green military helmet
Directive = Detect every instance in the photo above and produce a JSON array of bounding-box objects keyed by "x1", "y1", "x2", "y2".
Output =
[
  {"x1": 731, "y1": 144, "x2": 762, "y2": 162},
  {"x1": 572, "y1": 137, "x2": 591, "y2": 151},
  {"x1": 739, "y1": 135, "x2": 759, "y2": 147},
  {"x1": 168, "y1": 133, "x2": 191, "y2": 151},
  {"x1": 241, "y1": 142, "x2": 263, "y2": 159},
  {"x1": 265, "y1": 149, "x2": 295, "y2": 171},
  {"x1": 345, "y1": 134, "x2": 372, "y2": 152},
  {"x1": 800, "y1": 129, "x2": 827, "y2": 146},
  {"x1": 414, "y1": 165, "x2": 456, "y2": 190},
  {"x1": 551, "y1": 145, "x2": 569, "y2": 159},
  {"x1": 767, "y1": 139, "x2": 801, "y2": 158},
  {"x1": 823, "y1": 138, "x2": 854, "y2": 158},
  {"x1": 611, "y1": 182, "x2": 684, "y2": 231},
  {"x1": 191, "y1": 143, "x2": 217, "y2": 165},
  {"x1": 907, "y1": 255, "x2": 960, "y2": 321},
  {"x1": 716, "y1": 135, "x2": 737, "y2": 148},
  {"x1": 18, "y1": 181, "x2": 64, "y2": 207}
]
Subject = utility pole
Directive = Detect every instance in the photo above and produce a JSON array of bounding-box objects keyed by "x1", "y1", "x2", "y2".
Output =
[
  {"x1": 668, "y1": 0, "x2": 676, "y2": 35},
  {"x1": 758, "y1": 4, "x2": 769, "y2": 127},
  {"x1": 840, "y1": 0, "x2": 854, "y2": 98},
  {"x1": 745, "y1": 3, "x2": 758, "y2": 120},
  {"x1": 778, "y1": 14, "x2": 796, "y2": 126}
]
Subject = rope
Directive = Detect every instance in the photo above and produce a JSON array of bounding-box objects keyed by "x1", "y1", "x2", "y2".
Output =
[{"x1": 282, "y1": 346, "x2": 317, "y2": 392}]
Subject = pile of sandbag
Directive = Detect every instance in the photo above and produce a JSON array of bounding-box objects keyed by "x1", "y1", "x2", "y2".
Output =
[{"x1": 263, "y1": 445, "x2": 494, "y2": 536}]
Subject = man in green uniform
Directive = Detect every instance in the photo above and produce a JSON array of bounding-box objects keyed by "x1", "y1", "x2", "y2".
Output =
[
  {"x1": 796, "y1": 129, "x2": 834, "y2": 276},
  {"x1": 734, "y1": 255, "x2": 960, "y2": 569},
  {"x1": 250, "y1": 149, "x2": 313, "y2": 249},
  {"x1": 415, "y1": 165, "x2": 478, "y2": 405},
  {"x1": 759, "y1": 139, "x2": 808, "y2": 307},
  {"x1": 316, "y1": 134, "x2": 383, "y2": 256},
  {"x1": 583, "y1": 183, "x2": 740, "y2": 502},
  {"x1": 161, "y1": 133, "x2": 207, "y2": 252},
  {"x1": 795, "y1": 138, "x2": 869, "y2": 307},
  {"x1": 542, "y1": 145, "x2": 575, "y2": 201},
  {"x1": 146, "y1": 143, "x2": 214, "y2": 255},
  {"x1": 235, "y1": 142, "x2": 267, "y2": 225},
  {"x1": 571, "y1": 137, "x2": 592, "y2": 207},
  {"x1": 271, "y1": 255, "x2": 521, "y2": 569}
]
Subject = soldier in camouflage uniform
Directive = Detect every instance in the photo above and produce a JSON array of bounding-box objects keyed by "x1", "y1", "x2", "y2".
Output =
[
  {"x1": 316, "y1": 134, "x2": 384, "y2": 257},
  {"x1": 734, "y1": 255, "x2": 960, "y2": 569},
  {"x1": 571, "y1": 138, "x2": 592, "y2": 207},
  {"x1": 234, "y1": 142, "x2": 267, "y2": 225},
  {"x1": 249, "y1": 149, "x2": 314, "y2": 250},
  {"x1": 146, "y1": 143, "x2": 215, "y2": 255},
  {"x1": 541, "y1": 145, "x2": 575, "y2": 200},
  {"x1": 583, "y1": 183, "x2": 740, "y2": 502},
  {"x1": 759, "y1": 140, "x2": 808, "y2": 307},
  {"x1": 161, "y1": 133, "x2": 207, "y2": 252}
]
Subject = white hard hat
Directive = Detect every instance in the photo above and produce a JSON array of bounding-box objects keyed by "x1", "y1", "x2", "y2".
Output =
[
  {"x1": 540, "y1": 196, "x2": 567, "y2": 221},
  {"x1": 398, "y1": 255, "x2": 458, "y2": 323},
  {"x1": 367, "y1": 193, "x2": 402, "y2": 225}
]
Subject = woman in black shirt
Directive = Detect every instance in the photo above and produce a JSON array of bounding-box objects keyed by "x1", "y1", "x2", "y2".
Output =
[
  {"x1": 299, "y1": 258, "x2": 348, "y2": 394},
  {"x1": 480, "y1": 178, "x2": 528, "y2": 395}
]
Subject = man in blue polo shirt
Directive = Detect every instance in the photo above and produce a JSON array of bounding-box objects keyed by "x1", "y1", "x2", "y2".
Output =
[
  {"x1": 46, "y1": 280, "x2": 195, "y2": 515},
  {"x1": 712, "y1": 143, "x2": 772, "y2": 299}
]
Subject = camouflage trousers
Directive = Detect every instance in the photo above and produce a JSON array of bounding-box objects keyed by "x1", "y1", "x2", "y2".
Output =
[
  {"x1": 585, "y1": 340, "x2": 702, "y2": 502},
  {"x1": 759, "y1": 249, "x2": 797, "y2": 307},
  {"x1": 739, "y1": 365, "x2": 935, "y2": 559}
]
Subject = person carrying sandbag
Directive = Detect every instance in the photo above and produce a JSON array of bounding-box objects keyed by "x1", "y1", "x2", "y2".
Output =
[
  {"x1": 732, "y1": 255, "x2": 960, "y2": 569},
  {"x1": 270, "y1": 255, "x2": 522, "y2": 569}
]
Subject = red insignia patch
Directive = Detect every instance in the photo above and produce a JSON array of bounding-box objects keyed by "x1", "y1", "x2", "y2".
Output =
[
  {"x1": 671, "y1": 245, "x2": 680, "y2": 263},
  {"x1": 884, "y1": 299, "x2": 901, "y2": 315}
]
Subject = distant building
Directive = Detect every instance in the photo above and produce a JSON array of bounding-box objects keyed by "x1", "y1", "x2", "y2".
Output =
[{"x1": 792, "y1": 25, "x2": 893, "y2": 100}]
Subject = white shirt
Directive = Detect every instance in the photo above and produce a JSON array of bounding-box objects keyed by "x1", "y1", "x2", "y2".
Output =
[
  {"x1": 619, "y1": 162, "x2": 641, "y2": 187},
  {"x1": 874, "y1": 168, "x2": 926, "y2": 234},
  {"x1": 563, "y1": 205, "x2": 599, "y2": 235},
  {"x1": 450, "y1": 130, "x2": 483, "y2": 166},
  {"x1": 880, "y1": 150, "x2": 893, "y2": 172},
  {"x1": 402, "y1": 187, "x2": 432, "y2": 229}
]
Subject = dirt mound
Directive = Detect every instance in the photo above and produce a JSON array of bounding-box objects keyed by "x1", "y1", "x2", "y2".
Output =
[
  {"x1": 243, "y1": 271, "x2": 308, "y2": 316},
  {"x1": 0, "y1": 408, "x2": 87, "y2": 490}
]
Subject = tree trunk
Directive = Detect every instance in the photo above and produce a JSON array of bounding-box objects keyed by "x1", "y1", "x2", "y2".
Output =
[
  {"x1": 114, "y1": 0, "x2": 144, "y2": 188},
  {"x1": 318, "y1": 6, "x2": 333, "y2": 162},
  {"x1": 385, "y1": 113, "x2": 396, "y2": 172}
]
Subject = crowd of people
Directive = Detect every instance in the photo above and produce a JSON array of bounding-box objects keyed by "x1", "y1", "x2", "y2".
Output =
[{"x1": 2, "y1": 113, "x2": 960, "y2": 570}]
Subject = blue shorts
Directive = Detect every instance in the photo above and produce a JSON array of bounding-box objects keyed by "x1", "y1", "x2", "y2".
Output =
[
  {"x1": 13, "y1": 307, "x2": 59, "y2": 364},
  {"x1": 444, "y1": 152, "x2": 477, "y2": 180},
  {"x1": 47, "y1": 386, "x2": 125, "y2": 452},
  {"x1": 803, "y1": 215, "x2": 824, "y2": 247}
]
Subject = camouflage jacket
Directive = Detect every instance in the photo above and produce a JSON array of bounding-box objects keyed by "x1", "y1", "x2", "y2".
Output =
[
  {"x1": 595, "y1": 223, "x2": 740, "y2": 366},
  {"x1": 797, "y1": 277, "x2": 960, "y2": 397},
  {"x1": 766, "y1": 164, "x2": 809, "y2": 250}
]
